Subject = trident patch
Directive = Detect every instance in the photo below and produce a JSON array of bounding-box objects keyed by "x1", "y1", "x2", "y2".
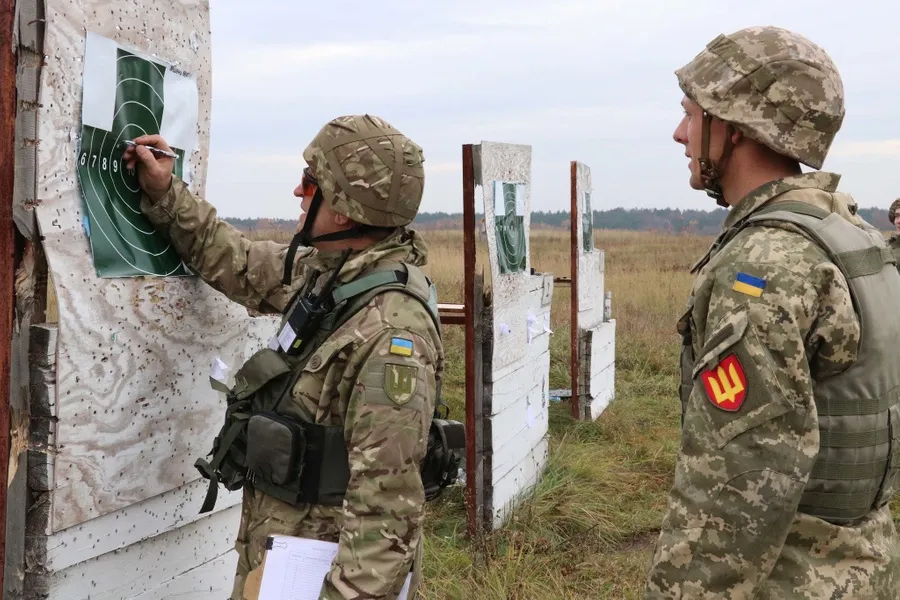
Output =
[
  {"x1": 700, "y1": 354, "x2": 747, "y2": 412},
  {"x1": 384, "y1": 364, "x2": 418, "y2": 405}
]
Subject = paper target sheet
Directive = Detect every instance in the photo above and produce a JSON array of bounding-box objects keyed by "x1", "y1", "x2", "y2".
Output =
[
  {"x1": 77, "y1": 31, "x2": 198, "y2": 278},
  {"x1": 493, "y1": 180, "x2": 527, "y2": 274}
]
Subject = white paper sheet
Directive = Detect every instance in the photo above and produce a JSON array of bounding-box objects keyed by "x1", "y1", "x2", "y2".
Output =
[{"x1": 258, "y1": 535, "x2": 412, "y2": 600}]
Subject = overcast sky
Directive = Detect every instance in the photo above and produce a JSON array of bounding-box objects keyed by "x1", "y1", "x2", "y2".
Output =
[{"x1": 203, "y1": 0, "x2": 899, "y2": 220}]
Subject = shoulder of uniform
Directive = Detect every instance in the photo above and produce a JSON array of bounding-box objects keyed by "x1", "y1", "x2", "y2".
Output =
[
  {"x1": 707, "y1": 226, "x2": 850, "y2": 316},
  {"x1": 335, "y1": 288, "x2": 439, "y2": 350},
  {"x1": 731, "y1": 223, "x2": 829, "y2": 266}
]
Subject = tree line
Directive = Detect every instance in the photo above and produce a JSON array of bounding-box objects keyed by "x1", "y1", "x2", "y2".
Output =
[{"x1": 224, "y1": 206, "x2": 894, "y2": 236}]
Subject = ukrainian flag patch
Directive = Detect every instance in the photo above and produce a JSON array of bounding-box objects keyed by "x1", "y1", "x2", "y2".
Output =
[
  {"x1": 389, "y1": 337, "x2": 414, "y2": 357},
  {"x1": 732, "y1": 272, "x2": 766, "y2": 297}
]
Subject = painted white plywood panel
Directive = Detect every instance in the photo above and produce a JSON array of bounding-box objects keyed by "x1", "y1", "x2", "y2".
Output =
[
  {"x1": 477, "y1": 141, "x2": 551, "y2": 530},
  {"x1": 42, "y1": 505, "x2": 240, "y2": 600},
  {"x1": 35, "y1": 0, "x2": 280, "y2": 532}
]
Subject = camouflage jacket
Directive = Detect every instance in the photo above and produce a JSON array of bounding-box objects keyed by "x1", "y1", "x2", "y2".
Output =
[
  {"x1": 141, "y1": 177, "x2": 443, "y2": 600},
  {"x1": 889, "y1": 233, "x2": 900, "y2": 268},
  {"x1": 644, "y1": 172, "x2": 900, "y2": 599}
]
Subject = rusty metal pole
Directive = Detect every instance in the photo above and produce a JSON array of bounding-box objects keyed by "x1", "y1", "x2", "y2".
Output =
[
  {"x1": 569, "y1": 162, "x2": 580, "y2": 419},
  {"x1": 462, "y1": 144, "x2": 478, "y2": 537},
  {"x1": 0, "y1": 0, "x2": 18, "y2": 592}
]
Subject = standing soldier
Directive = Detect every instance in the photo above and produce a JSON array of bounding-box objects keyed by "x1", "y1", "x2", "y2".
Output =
[
  {"x1": 888, "y1": 198, "x2": 900, "y2": 263},
  {"x1": 124, "y1": 115, "x2": 461, "y2": 600},
  {"x1": 645, "y1": 26, "x2": 900, "y2": 598}
]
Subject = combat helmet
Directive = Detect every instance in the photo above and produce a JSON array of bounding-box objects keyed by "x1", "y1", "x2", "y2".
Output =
[
  {"x1": 298, "y1": 114, "x2": 425, "y2": 245},
  {"x1": 675, "y1": 26, "x2": 845, "y2": 204},
  {"x1": 889, "y1": 198, "x2": 900, "y2": 226}
]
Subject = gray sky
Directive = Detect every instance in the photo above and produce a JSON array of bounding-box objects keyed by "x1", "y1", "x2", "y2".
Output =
[{"x1": 204, "y1": 0, "x2": 899, "y2": 219}]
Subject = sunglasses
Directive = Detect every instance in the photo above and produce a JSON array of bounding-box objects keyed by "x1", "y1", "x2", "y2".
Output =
[{"x1": 301, "y1": 167, "x2": 318, "y2": 196}]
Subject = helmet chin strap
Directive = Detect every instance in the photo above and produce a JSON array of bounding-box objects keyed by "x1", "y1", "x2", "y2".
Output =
[
  {"x1": 281, "y1": 188, "x2": 392, "y2": 285},
  {"x1": 697, "y1": 111, "x2": 735, "y2": 208}
]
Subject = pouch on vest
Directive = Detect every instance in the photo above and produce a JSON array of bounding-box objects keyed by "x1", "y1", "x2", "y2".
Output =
[{"x1": 246, "y1": 413, "x2": 306, "y2": 487}]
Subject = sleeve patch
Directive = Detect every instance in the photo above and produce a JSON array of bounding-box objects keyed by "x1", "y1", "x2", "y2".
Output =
[
  {"x1": 388, "y1": 337, "x2": 414, "y2": 357},
  {"x1": 700, "y1": 354, "x2": 747, "y2": 412},
  {"x1": 732, "y1": 272, "x2": 766, "y2": 297},
  {"x1": 384, "y1": 364, "x2": 418, "y2": 405}
]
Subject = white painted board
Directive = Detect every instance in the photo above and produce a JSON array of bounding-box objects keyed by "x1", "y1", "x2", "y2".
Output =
[
  {"x1": 35, "y1": 0, "x2": 280, "y2": 535},
  {"x1": 572, "y1": 161, "x2": 616, "y2": 421},
  {"x1": 477, "y1": 141, "x2": 551, "y2": 529},
  {"x1": 40, "y1": 505, "x2": 241, "y2": 600}
]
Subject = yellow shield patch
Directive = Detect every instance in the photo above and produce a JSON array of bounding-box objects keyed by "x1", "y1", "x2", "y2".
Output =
[{"x1": 384, "y1": 363, "x2": 418, "y2": 405}]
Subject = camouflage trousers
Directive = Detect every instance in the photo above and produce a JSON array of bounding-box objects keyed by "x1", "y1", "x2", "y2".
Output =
[{"x1": 230, "y1": 487, "x2": 423, "y2": 600}]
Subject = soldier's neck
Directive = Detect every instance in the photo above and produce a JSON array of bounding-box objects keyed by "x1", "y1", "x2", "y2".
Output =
[{"x1": 721, "y1": 151, "x2": 802, "y2": 207}]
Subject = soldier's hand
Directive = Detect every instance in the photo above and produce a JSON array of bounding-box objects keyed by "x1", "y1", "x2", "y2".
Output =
[{"x1": 122, "y1": 134, "x2": 175, "y2": 199}]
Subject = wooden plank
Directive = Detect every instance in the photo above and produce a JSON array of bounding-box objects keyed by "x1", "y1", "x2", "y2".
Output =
[
  {"x1": 488, "y1": 437, "x2": 549, "y2": 529},
  {"x1": 5, "y1": 242, "x2": 38, "y2": 596},
  {"x1": 572, "y1": 160, "x2": 616, "y2": 421},
  {"x1": 1, "y1": 0, "x2": 20, "y2": 592},
  {"x1": 475, "y1": 140, "x2": 552, "y2": 531},
  {"x1": 35, "y1": 504, "x2": 240, "y2": 600},
  {"x1": 129, "y1": 553, "x2": 235, "y2": 600},
  {"x1": 584, "y1": 320, "x2": 616, "y2": 421},
  {"x1": 462, "y1": 143, "x2": 479, "y2": 536},
  {"x1": 35, "y1": 0, "x2": 281, "y2": 532},
  {"x1": 12, "y1": 0, "x2": 44, "y2": 239},
  {"x1": 44, "y1": 478, "x2": 242, "y2": 572}
]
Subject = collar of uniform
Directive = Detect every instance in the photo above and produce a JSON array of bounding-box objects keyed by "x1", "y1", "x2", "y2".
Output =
[
  {"x1": 688, "y1": 171, "x2": 841, "y2": 275},
  {"x1": 723, "y1": 171, "x2": 842, "y2": 230},
  {"x1": 301, "y1": 227, "x2": 430, "y2": 289}
]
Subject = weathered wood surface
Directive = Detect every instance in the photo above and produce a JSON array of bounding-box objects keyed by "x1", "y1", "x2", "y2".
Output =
[
  {"x1": 12, "y1": 0, "x2": 43, "y2": 239},
  {"x1": 25, "y1": 505, "x2": 240, "y2": 600},
  {"x1": 572, "y1": 161, "x2": 616, "y2": 421},
  {"x1": 34, "y1": 0, "x2": 280, "y2": 534},
  {"x1": 476, "y1": 141, "x2": 552, "y2": 529}
]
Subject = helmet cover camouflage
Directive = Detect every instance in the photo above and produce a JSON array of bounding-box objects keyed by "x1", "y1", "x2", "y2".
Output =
[
  {"x1": 675, "y1": 26, "x2": 845, "y2": 169},
  {"x1": 889, "y1": 198, "x2": 900, "y2": 225},
  {"x1": 302, "y1": 115, "x2": 425, "y2": 228}
]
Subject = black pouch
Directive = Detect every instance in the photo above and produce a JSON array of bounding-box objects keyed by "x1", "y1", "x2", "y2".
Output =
[{"x1": 245, "y1": 412, "x2": 307, "y2": 486}]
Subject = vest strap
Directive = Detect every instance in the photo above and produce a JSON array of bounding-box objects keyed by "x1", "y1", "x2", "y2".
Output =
[
  {"x1": 331, "y1": 270, "x2": 404, "y2": 305},
  {"x1": 811, "y1": 458, "x2": 890, "y2": 481},
  {"x1": 818, "y1": 427, "x2": 891, "y2": 448}
]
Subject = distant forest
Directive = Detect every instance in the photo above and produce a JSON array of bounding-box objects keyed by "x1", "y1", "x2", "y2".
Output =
[{"x1": 224, "y1": 206, "x2": 894, "y2": 236}]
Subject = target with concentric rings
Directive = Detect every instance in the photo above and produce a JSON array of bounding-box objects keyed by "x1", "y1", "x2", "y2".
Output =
[
  {"x1": 493, "y1": 181, "x2": 527, "y2": 274},
  {"x1": 77, "y1": 47, "x2": 189, "y2": 278}
]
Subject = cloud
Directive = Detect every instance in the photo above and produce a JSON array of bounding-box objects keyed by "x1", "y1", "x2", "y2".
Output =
[{"x1": 829, "y1": 140, "x2": 900, "y2": 158}]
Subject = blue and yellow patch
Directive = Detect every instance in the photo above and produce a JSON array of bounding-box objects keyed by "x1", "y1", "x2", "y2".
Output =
[
  {"x1": 732, "y1": 272, "x2": 766, "y2": 298},
  {"x1": 389, "y1": 337, "x2": 414, "y2": 357}
]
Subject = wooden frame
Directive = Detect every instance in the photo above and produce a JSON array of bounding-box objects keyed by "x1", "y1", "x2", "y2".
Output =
[
  {"x1": 1, "y1": 0, "x2": 18, "y2": 592},
  {"x1": 568, "y1": 160, "x2": 616, "y2": 422}
]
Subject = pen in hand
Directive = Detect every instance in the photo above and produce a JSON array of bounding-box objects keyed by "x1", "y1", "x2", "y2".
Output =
[{"x1": 121, "y1": 139, "x2": 178, "y2": 159}]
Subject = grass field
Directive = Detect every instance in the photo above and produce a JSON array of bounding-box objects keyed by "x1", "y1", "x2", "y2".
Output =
[
  {"x1": 44, "y1": 225, "x2": 899, "y2": 598},
  {"x1": 414, "y1": 229, "x2": 706, "y2": 599}
]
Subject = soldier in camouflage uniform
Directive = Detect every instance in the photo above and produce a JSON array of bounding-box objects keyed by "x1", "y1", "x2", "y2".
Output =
[
  {"x1": 123, "y1": 115, "x2": 443, "y2": 600},
  {"x1": 644, "y1": 26, "x2": 900, "y2": 598},
  {"x1": 887, "y1": 198, "x2": 900, "y2": 263}
]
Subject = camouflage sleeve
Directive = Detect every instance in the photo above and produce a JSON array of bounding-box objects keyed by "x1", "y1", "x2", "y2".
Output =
[
  {"x1": 140, "y1": 176, "x2": 311, "y2": 313},
  {"x1": 321, "y1": 326, "x2": 437, "y2": 600},
  {"x1": 644, "y1": 234, "x2": 859, "y2": 598}
]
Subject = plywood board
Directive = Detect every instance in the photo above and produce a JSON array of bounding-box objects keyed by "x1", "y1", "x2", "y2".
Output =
[
  {"x1": 37, "y1": 505, "x2": 240, "y2": 600},
  {"x1": 572, "y1": 161, "x2": 616, "y2": 421},
  {"x1": 34, "y1": 0, "x2": 280, "y2": 533},
  {"x1": 476, "y1": 141, "x2": 551, "y2": 530}
]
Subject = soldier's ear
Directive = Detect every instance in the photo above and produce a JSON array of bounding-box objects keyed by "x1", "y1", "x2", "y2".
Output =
[{"x1": 333, "y1": 212, "x2": 352, "y2": 228}]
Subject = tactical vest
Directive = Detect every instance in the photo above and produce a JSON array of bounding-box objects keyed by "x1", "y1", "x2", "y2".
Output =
[
  {"x1": 194, "y1": 261, "x2": 464, "y2": 514},
  {"x1": 679, "y1": 200, "x2": 900, "y2": 525}
]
